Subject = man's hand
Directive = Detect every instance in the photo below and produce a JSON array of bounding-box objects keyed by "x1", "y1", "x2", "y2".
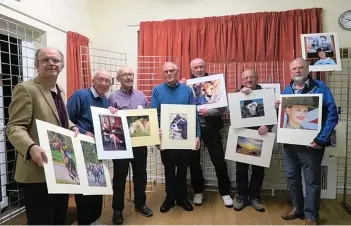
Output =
[
  {"x1": 198, "y1": 108, "x2": 210, "y2": 117},
  {"x1": 310, "y1": 141, "x2": 322, "y2": 149},
  {"x1": 179, "y1": 77, "x2": 186, "y2": 84},
  {"x1": 240, "y1": 87, "x2": 252, "y2": 95},
  {"x1": 108, "y1": 106, "x2": 117, "y2": 114},
  {"x1": 194, "y1": 137, "x2": 201, "y2": 150},
  {"x1": 72, "y1": 126, "x2": 79, "y2": 137},
  {"x1": 275, "y1": 100, "x2": 280, "y2": 109},
  {"x1": 29, "y1": 145, "x2": 48, "y2": 167},
  {"x1": 85, "y1": 131, "x2": 94, "y2": 138},
  {"x1": 258, "y1": 125, "x2": 269, "y2": 135}
]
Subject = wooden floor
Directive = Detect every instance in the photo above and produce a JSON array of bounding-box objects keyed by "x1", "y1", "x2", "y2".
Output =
[{"x1": 95, "y1": 191, "x2": 351, "y2": 225}]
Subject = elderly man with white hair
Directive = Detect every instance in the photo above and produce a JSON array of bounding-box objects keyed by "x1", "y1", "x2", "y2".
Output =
[{"x1": 67, "y1": 69, "x2": 114, "y2": 225}]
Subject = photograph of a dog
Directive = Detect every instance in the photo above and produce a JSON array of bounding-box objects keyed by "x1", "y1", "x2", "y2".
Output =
[
  {"x1": 236, "y1": 136, "x2": 263, "y2": 157},
  {"x1": 192, "y1": 79, "x2": 221, "y2": 105},
  {"x1": 48, "y1": 130, "x2": 80, "y2": 185},
  {"x1": 126, "y1": 115, "x2": 151, "y2": 137},
  {"x1": 240, "y1": 98, "x2": 265, "y2": 119},
  {"x1": 169, "y1": 113, "x2": 188, "y2": 140},
  {"x1": 81, "y1": 140, "x2": 107, "y2": 187},
  {"x1": 99, "y1": 115, "x2": 126, "y2": 151}
]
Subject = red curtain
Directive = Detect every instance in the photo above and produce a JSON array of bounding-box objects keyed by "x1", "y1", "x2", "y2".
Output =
[
  {"x1": 138, "y1": 8, "x2": 323, "y2": 80},
  {"x1": 66, "y1": 31, "x2": 91, "y2": 98}
]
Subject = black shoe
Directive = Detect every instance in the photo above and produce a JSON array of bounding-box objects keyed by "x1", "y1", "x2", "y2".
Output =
[
  {"x1": 112, "y1": 210, "x2": 123, "y2": 225},
  {"x1": 177, "y1": 200, "x2": 194, "y2": 211},
  {"x1": 135, "y1": 205, "x2": 153, "y2": 217},
  {"x1": 160, "y1": 200, "x2": 175, "y2": 213}
]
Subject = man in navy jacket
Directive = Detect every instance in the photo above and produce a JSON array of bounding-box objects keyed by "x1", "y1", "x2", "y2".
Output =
[{"x1": 279, "y1": 58, "x2": 338, "y2": 225}]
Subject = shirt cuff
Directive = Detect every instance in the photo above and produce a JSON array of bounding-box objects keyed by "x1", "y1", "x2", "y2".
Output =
[{"x1": 26, "y1": 143, "x2": 37, "y2": 160}]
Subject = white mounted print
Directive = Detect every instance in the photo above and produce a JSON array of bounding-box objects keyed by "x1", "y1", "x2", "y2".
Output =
[
  {"x1": 91, "y1": 106, "x2": 133, "y2": 160},
  {"x1": 259, "y1": 83, "x2": 281, "y2": 101},
  {"x1": 326, "y1": 122, "x2": 346, "y2": 157},
  {"x1": 36, "y1": 119, "x2": 88, "y2": 194},
  {"x1": 186, "y1": 74, "x2": 228, "y2": 110},
  {"x1": 228, "y1": 89, "x2": 277, "y2": 128},
  {"x1": 277, "y1": 94, "x2": 323, "y2": 146},
  {"x1": 301, "y1": 32, "x2": 342, "y2": 72},
  {"x1": 160, "y1": 104, "x2": 196, "y2": 150},
  {"x1": 78, "y1": 135, "x2": 113, "y2": 195},
  {"x1": 225, "y1": 127, "x2": 275, "y2": 168}
]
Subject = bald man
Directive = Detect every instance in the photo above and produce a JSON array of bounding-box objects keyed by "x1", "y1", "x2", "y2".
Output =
[
  {"x1": 279, "y1": 58, "x2": 338, "y2": 225},
  {"x1": 67, "y1": 69, "x2": 113, "y2": 225},
  {"x1": 233, "y1": 69, "x2": 275, "y2": 213},
  {"x1": 108, "y1": 66, "x2": 153, "y2": 225}
]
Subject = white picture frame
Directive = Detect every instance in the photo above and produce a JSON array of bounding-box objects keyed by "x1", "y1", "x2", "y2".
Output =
[
  {"x1": 326, "y1": 122, "x2": 346, "y2": 157},
  {"x1": 160, "y1": 104, "x2": 196, "y2": 150},
  {"x1": 301, "y1": 32, "x2": 342, "y2": 72},
  {"x1": 259, "y1": 83, "x2": 281, "y2": 101},
  {"x1": 77, "y1": 135, "x2": 113, "y2": 195},
  {"x1": 91, "y1": 106, "x2": 133, "y2": 160},
  {"x1": 186, "y1": 74, "x2": 228, "y2": 110},
  {"x1": 36, "y1": 119, "x2": 88, "y2": 194},
  {"x1": 277, "y1": 94, "x2": 323, "y2": 146},
  {"x1": 225, "y1": 127, "x2": 276, "y2": 168},
  {"x1": 228, "y1": 89, "x2": 277, "y2": 128}
]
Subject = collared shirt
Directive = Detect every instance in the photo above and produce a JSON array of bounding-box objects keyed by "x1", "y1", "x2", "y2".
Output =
[
  {"x1": 292, "y1": 79, "x2": 310, "y2": 94},
  {"x1": 90, "y1": 86, "x2": 100, "y2": 98},
  {"x1": 51, "y1": 85, "x2": 69, "y2": 129},
  {"x1": 109, "y1": 88, "x2": 149, "y2": 110}
]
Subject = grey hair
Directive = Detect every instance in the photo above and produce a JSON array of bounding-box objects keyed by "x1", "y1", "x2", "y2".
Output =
[
  {"x1": 162, "y1": 62, "x2": 178, "y2": 71},
  {"x1": 190, "y1": 58, "x2": 206, "y2": 68},
  {"x1": 289, "y1": 58, "x2": 309, "y2": 69},
  {"x1": 116, "y1": 66, "x2": 134, "y2": 78},
  {"x1": 242, "y1": 69, "x2": 258, "y2": 77},
  {"x1": 93, "y1": 69, "x2": 112, "y2": 79},
  {"x1": 34, "y1": 47, "x2": 65, "y2": 68}
]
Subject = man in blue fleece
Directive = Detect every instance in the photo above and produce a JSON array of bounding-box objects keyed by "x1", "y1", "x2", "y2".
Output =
[
  {"x1": 279, "y1": 58, "x2": 338, "y2": 225},
  {"x1": 67, "y1": 69, "x2": 112, "y2": 225},
  {"x1": 151, "y1": 62, "x2": 201, "y2": 213}
]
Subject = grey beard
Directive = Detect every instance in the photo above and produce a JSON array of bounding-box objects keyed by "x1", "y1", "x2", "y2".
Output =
[{"x1": 293, "y1": 75, "x2": 308, "y2": 84}]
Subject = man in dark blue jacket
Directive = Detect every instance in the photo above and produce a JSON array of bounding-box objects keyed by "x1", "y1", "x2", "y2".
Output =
[{"x1": 279, "y1": 58, "x2": 338, "y2": 225}]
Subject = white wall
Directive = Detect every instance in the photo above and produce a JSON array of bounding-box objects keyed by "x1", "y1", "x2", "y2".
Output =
[
  {"x1": 0, "y1": 0, "x2": 92, "y2": 95},
  {"x1": 87, "y1": 0, "x2": 351, "y2": 74}
]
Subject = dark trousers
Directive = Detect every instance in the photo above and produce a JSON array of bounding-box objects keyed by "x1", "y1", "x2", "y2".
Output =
[
  {"x1": 22, "y1": 182, "x2": 69, "y2": 225},
  {"x1": 189, "y1": 129, "x2": 231, "y2": 196},
  {"x1": 236, "y1": 162, "x2": 265, "y2": 200},
  {"x1": 112, "y1": 146, "x2": 148, "y2": 211},
  {"x1": 74, "y1": 194, "x2": 103, "y2": 224},
  {"x1": 283, "y1": 144, "x2": 324, "y2": 221},
  {"x1": 161, "y1": 149, "x2": 191, "y2": 202}
]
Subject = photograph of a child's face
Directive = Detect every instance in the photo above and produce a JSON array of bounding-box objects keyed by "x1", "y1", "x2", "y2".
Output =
[{"x1": 281, "y1": 96, "x2": 320, "y2": 130}]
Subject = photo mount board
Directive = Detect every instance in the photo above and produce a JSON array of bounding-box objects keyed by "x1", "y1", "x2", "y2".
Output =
[
  {"x1": 160, "y1": 104, "x2": 196, "y2": 150},
  {"x1": 225, "y1": 127, "x2": 276, "y2": 168},
  {"x1": 123, "y1": 109, "x2": 160, "y2": 147},
  {"x1": 259, "y1": 83, "x2": 281, "y2": 101},
  {"x1": 228, "y1": 89, "x2": 277, "y2": 128},
  {"x1": 277, "y1": 94, "x2": 323, "y2": 146},
  {"x1": 326, "y1": 122, "x2": 346, "y2": 157},
  {"x1": 91, "y1": 106, "x2": 133, "y2": 160},
  {"x1": 186, "y1": 73, "x2": 228, "y2": 110}
]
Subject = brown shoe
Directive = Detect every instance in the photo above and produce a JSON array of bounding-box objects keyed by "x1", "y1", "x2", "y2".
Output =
[
  {"x1": 281, "y1": 207, "x2": 305, "y2": 220},
  {"x1": 305, "y1": 219, "x2": 317, "y2": 225}
]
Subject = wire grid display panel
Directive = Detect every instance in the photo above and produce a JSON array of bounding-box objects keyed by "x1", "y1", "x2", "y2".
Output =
[
  {"x1": 0, "y1": 15, "x2": 43, "y2": 225},
  {"x1": 79, "y1": 47, "x2": 129, "y2": 208}
]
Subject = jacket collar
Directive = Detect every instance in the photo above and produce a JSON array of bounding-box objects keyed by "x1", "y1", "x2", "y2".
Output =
[
  {"x1": 191, "y1": 73, "x2": 209, "y2": 79},
  {"x1": 239, "y1": 84, "x2": 262, "y2": 90}
]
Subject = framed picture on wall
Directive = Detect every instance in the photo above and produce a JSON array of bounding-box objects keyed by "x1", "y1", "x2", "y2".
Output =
[
  {"x1": 228, "y1": 88, "x2": 277, "y2": 128},
  {"x1": 160, "y1": 104, "x2": 196, "y2": 150},
  {"x1": 225, "y1": 127, "x2": 276, "y2": 168},
  {"x1": 186, "y1": 74, "x2": 228, "y2": 110},
  {"x1": 277, "y1": 94, "x2": 323, "y2": 146},
  {"x1": 259, "y1": 83, "x2": 281, "y2": 101},
  {"x1": 124, "y1": 109, "x2": 160, "y2": 147},
  {"x1": 91, "y1": 106, "x2": 133, "y2": 160},
  {"x1": 301, "y1": 32, "x2": 342, "y2": 72},
  {"x1": 326, "y1": 122, "x2": 346, "y2": 157},
  {"x1": 36, "y1": 120, "x2": 88, "y2": 194}
]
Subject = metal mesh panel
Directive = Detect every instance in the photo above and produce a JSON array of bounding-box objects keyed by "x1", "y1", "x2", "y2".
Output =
[
  {"x1": 0, "y1": 15, "x2": 43, "y2": 225},
  {"x1": 79, "y1": 47, "x2": 127, "y2": 208}
]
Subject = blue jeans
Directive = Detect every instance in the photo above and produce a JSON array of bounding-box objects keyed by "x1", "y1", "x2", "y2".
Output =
[{"x1": 283, "y1": 144, "x2": 324, "y2": 221}]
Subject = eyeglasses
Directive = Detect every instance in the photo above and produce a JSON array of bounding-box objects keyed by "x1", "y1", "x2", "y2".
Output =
[
  {"x1": 96, "y1": 77, "x2": 111, "y2": 84},
  {"x1": 242, "y1": 76, "x2": 257, "y2": 81},
  {"x1": 164, "y1": 69, "x2": 177, "y2": 74},
  {"x1": 121, "y1": 73, "x2": 134, "y2": 78},
  {"x1": 38, "y1": 58, "x2": 62, "y2": 65}
]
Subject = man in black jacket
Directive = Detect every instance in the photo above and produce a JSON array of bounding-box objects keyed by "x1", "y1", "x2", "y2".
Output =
[
  {"x1": 233, "y1": 69, "x2": 274, "y2": 212},
  {"x1": 181, "y1": 58, "x2": 233, "y2": 207}
]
